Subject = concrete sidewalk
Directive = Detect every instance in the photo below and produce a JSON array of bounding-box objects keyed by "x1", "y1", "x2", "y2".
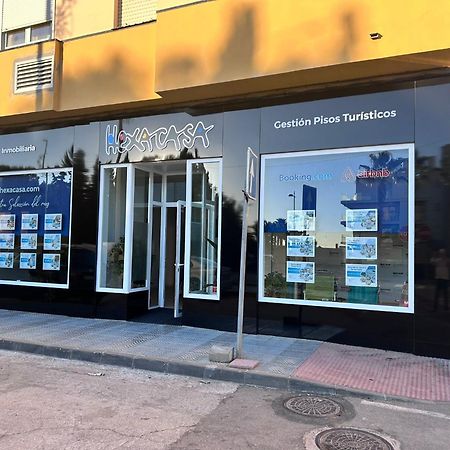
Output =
[{"x1": 0, "y1": 309, "x2": 448, "y2": 402}]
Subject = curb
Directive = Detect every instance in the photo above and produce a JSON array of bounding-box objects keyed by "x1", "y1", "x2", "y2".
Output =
[{"x1": 0, "y1": 338, "x2": 444, "y2": 405}]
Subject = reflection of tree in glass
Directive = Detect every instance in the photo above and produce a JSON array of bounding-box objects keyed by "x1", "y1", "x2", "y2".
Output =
[
  {"x1": 264, "y1": 271, "x2": 287, "y2": 297},
  {"x1": 356, "y1": 151, "x2": 408, "y2": 202},
  {"x1": 264, "y1": 218, "x2": 287, "y2": 233}
]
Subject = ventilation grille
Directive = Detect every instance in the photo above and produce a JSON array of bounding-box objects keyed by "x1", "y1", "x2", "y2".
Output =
[
  {"x1": 118, "y1": 0, "x2": 157, "y2": 27},
  {"x1": 14, "y1": 56, "x2": 54, "y2": 93}
]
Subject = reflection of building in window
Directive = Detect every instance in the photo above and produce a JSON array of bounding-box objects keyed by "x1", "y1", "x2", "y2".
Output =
[
  {"x1": 186, "y1": 161, "x2": 221, "y2": 299},
  {"x1": 261, "y1": 146, "x2": 412, "y2": 312},
  {"x1": 342, "y1": 150, "x2": 409, "y2": 307}
]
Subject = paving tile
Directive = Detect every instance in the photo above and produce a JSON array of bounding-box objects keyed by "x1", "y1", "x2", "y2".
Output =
[
  {"x1": 0, "y1": 309, "x2": 448, "y2": 401},
  {"x1": 293, "y1": 342, "x2": 450, "y2": 401}
]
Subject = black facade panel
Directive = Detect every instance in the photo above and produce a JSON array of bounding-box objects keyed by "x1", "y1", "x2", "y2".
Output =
[{"x1": 0, "y1": 78, "x2": 448, "y2": 358}]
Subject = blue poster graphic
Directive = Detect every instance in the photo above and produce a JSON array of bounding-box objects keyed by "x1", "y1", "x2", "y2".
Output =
[
  {"x1": 0, "y1": 233, "x2": 14, "y2": 250},
  {"x1": 346, "y1": 264, "x2": 378, "y2": 287},
  {"x1": 346, "y1": 209, "x2": 378, "y2": 232},
  {"x1": 286, "y1": 261, "x2": 315, "y2": 283},
  {"x1": 43, "y1": 254, "x2": 61, "y2": 271},
  {"x1": 20, "y1": 253, "x2": 36, "y2": 270},
  {"x1": 21, "y1": 233, "x2": 38, "y2": 250},
  {"x1": 0, "y1": 170, "x2": 72, "y2": 285},
  {"x1": 287, "y1": 236, "x2": 315, "y2": 257},
  {"x1": 44, "y1": 234, "x2": 61, "y2": 251},
  {"x1": 346, "y1": 237, "x2": 377, "y2": 260},
  {"x1": 21, "y1": 214, "x2": 38, "y2": 230},
  {"x1": 0, "y1": 252, "x2": 14, "y2": 269}
]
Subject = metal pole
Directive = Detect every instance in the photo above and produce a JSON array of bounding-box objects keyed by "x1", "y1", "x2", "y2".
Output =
[{"x1": 236, "y1": 191, "x2": 249, "y2": 358}]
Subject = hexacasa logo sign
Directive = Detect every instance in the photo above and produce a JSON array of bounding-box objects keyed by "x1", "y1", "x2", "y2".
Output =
[{"x1": 105, "y1": 121, "x2": 215, "y2": 155}]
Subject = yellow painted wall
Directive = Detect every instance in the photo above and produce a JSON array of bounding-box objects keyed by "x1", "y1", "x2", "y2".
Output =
[
  {"x1": 55, "y1": 0, "x2": 115, "y2": 41},
  {"x1": 2, "y1": 0, "x2": 450, "y2": 121},
  {"x1": 60, "y1": 23, "x2": 160, "y2": 111},
  {"x1": 0, "y1": 41, "x2": 59, "y2": 116},
  {"x1": 155, "y1": 0, "x2": 450, "y2": 92},
  {"x1": 157, "y1": 0, "x2": 205, "y2": 11}
]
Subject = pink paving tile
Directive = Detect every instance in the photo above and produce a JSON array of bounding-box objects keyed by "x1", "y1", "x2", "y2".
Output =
[
  {"x1": 293, "y1": 342, "x2": 450, "y2": 401},
  {"x1": 229, "y1": 359, "x2": 259, "y2": 370}
]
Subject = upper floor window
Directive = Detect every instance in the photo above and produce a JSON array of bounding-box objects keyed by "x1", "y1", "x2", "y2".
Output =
[
  {"x1": 1, "y1": 0, "x2": 53, "y2": 49},
  {"x1": 4, "y1": 22, "x2": 52, "y2": 49}
]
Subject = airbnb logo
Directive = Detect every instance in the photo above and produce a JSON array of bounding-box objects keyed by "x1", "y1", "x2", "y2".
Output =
[{"x1": 356, "y1": 168, "x2": 391, "y2": 179}]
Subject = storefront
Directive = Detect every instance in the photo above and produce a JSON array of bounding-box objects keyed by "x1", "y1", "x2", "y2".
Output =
[{"x1": 0, "y1": 77, "x2": 449, "y2": 358}]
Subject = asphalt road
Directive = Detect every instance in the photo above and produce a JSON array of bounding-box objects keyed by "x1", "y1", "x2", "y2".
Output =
[{"x1": 0, "y1": 350, "x2": 448, "y2": 449}]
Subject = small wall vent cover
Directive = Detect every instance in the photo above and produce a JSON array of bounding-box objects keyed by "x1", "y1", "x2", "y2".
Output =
[{"x1": 14, "y1": 56, "x2": 54, "y2": 93}]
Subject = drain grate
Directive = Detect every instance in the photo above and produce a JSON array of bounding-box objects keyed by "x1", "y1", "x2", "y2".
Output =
[
  {"x1": 284, "y1": 395, "x2": 343, "y2": 418},
  {"x1": 315, "y1": 428, "x2": 394, "y2": 450}
]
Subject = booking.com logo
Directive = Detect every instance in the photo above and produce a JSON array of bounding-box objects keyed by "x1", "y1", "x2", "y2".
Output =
[{"x1": 279, "y1": 172, "x2": 333, "y2": 182}]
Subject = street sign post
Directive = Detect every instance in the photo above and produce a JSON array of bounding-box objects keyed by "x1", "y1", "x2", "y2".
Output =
[
  {"x1": 246, "y1": 147, "x2": 258, "y2": 201},
  {"x1": 236, "y1": 147, "x2": 258, "y2": 358}
]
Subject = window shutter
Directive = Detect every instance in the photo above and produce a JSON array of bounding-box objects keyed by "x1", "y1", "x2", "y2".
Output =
[
  {"x1": 118, "y1": 0, "x2": 157, "y2": 27},
  {"x1": 2, "y1": 0, "x2": 53, "y2": 31},
  {"x1": 14, "y1": 56, "x2": 54, "y2": 93}
]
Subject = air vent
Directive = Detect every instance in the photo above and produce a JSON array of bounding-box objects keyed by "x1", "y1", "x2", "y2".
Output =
[{"x1": 14, "y1": 56, "x2": 54, "y2": 94}]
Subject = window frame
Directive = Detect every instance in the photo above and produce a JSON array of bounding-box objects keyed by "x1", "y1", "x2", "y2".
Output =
[
  {"x1": 3, "y1": 21, "x2": 53, "y2": 50},
  {"x1": 183, "y1": 158, "x2": 223, "y2": 301},
  {"x1": 96, "y1": 164, "x2": 134, "y2": 294},
  {"x1": 258, "y1": 143, "x2": 415, "y2": 314}
]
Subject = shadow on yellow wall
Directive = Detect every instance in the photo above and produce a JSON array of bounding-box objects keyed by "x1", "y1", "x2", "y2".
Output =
[{"x1": 155, "y1": 0, "x2": 450, "y2": 92}]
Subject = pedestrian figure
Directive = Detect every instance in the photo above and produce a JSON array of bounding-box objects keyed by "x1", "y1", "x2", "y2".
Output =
[{"x1": 431, "y1": 248, "x2": 449, "y2": 311}]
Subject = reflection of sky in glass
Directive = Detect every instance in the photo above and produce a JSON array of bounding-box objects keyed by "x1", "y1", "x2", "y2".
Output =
[{"x1": 263, "y1": 148, "x2": 409, "y2": 248}]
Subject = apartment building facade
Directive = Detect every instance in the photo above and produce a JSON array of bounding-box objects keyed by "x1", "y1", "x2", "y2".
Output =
[{"x1": 0, "y1": 0, "x2": 449, "y2": 358}]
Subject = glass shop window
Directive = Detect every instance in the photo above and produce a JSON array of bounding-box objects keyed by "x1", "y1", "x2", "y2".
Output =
[
  {"x1": 259, "y1": 144, "x2": 414, "y2": 313},
  {"x1": 131, "y1": 169, "x2": 149, "y2": 289},
  {"x1": 185, "y1": 160, "x2": 222, "y2": 300},
  {"x1": 98, "y1": 167, "x2": 128, "y2": 290}
]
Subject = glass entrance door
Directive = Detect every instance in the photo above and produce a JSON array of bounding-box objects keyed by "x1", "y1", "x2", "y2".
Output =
[
  {"x1": 146, "y1": 164, "x2": 187, "y2": 317},
  {"x1": 174, "y1": 201, "x2": 185, "y2": 318}
]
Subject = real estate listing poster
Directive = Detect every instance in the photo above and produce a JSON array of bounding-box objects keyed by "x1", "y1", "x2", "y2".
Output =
[
  {"x1": 0, "y1": 233, "x2": 15, "y2": 250},
  {"x1": 20, "y1": 253, "x2": 36, "y2": 270},
  {"x1": 346, "y1": 237, "x2": 377, "y2": 260},
  {"x1": 286, "y1": 261, "x2": 315, "y2": 283},
  {"x1": 287, "y1": 236, "x2": 315, "y2": 257},
  {"x1": 345, "y1": 209, "x2": 378, "y2": 232},
  {"x1": 346, "y1": 264, "x2": 378, "y2": 287}
]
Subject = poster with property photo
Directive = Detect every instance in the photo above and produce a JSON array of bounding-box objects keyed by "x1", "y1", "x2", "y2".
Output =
[
  {"x1": 346, "y1": 237, "x2": 377, "y2": 260},
  {"x1": 0, "y1": 214, "x2": 15, "y2": 231},
  {"x1": 346, "y1": 264, "x2": 378, "y2": 287},
  {"x1": 345, "y1": 209, "x2": 377, "y2": 232},
  {"x1": 0, "y1": 233, "x2": 15, "y2": 250},
  {"x1": 44, "y1": 213, "x2": 62, "y2": 231},
  {"x1": 43, "y1": 253, "x2": 61, "y2": 271},
  {"x1": 21, "y1": 214, "x2": 38, "y2": 230},
  {"x1": 287, "y1": 236, "x2": 315, "y2": 257},
  {"x1": 0, "y1": 252, "x2": 14, "y2": 269},
  {"x1": 21, "y1": 233, "x2": 38, "y2": 250},
  {"x1": 43, "y1": 234, "x2": 61, "y2": 251},
  {"x1": 286, "y1": 261, "x2": 315, "y2": 284},
  {"x1": 20, "y1": 253, "x2": 37, "y2": 270}
]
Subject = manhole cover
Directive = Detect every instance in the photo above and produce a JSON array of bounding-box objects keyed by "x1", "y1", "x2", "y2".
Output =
[
  {"x1": 315, "y1": 428, "x2": 394, "y2": 450},
  {"x1": 283, "y1": 395, "x2": 343, "y2": 417}
]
